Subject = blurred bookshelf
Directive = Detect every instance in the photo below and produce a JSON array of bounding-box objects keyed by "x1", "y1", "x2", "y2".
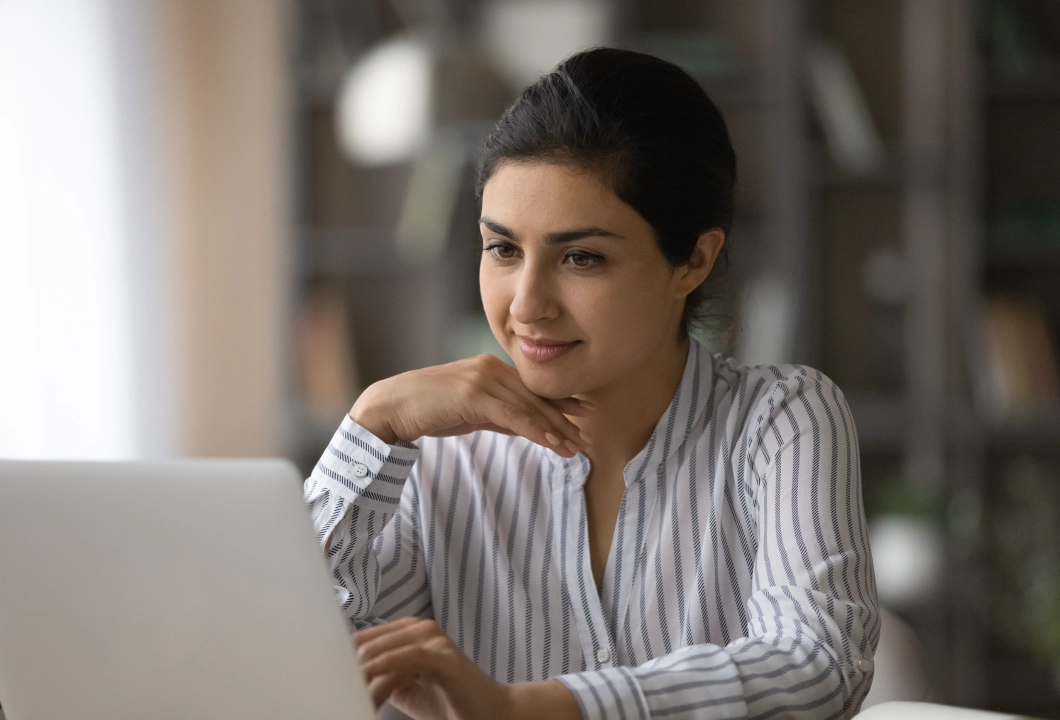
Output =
[{"x1": 286, "y1": 0, "x2": 1060, "y2": 714}]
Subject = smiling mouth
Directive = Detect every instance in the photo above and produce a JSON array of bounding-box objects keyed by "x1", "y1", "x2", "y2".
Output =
[{"x1": 517, "y1": 336, "x2": 581, "y2": 363}]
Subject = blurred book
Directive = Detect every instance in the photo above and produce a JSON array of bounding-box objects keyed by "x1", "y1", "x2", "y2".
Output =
[
  {"x1": 396, "y1": 133, "x2": 467, "y2": 265},
  {"x1": 974, "y1": 296, "x2": 1060, "y2": 418},
  {"x1": 807, "y1": 39, "x2": 887, "y2": 176},
  {"x1": 983, "y1": 0, "x2": 1055, "y2": 82},
  {"x1": 988, "y1": 200, "x2": 1060, "y2": 264},
  {"x1": 986, "y1": 455, "x2": 1060, "y2": 678},
  {"x1": 299, "y1": 288, "x2": 360, "y2": 423},
  {"x1": 636, "y1": 31, "x2": 746, "y2": 81}
]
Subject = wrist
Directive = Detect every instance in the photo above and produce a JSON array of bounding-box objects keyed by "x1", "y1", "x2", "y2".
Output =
[
  {"x1": 349, "y1": 385, "x2": 399, "y2": 445},
  {"x1": 507, "y1": 679, "x2": 582, "y2": 720}
]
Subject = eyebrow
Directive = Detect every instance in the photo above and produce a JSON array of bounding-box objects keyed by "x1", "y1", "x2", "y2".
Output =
[{"x1": 479, "y1": 216, "x2": 623, "y2": 244}]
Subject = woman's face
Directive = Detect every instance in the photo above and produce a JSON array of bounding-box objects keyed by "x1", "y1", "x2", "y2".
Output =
[{"x1": 479, "y1": 160, "x2": 716, "y2": 400}]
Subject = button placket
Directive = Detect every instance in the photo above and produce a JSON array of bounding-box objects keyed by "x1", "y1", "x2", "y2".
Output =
[{"x1": 556, "y1": 458, "x2": 616, "y2": 672}]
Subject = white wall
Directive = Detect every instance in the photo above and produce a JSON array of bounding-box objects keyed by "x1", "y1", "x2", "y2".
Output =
[
  {"x1": 0, "y1": 0, "x2": 293, "y2": 460},
  {"x1": 0, "y1": 0, "x2": 142, "y2": 458}
]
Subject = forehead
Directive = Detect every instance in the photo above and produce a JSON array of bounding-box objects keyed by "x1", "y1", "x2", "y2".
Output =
[{"x1": 480, "y1": 161, "x2": 643, "y2": 231}]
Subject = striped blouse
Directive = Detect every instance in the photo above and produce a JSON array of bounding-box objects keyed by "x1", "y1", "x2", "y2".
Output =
[{"x1": 303, "y1": 338, "x2": 879, "y2": 719}]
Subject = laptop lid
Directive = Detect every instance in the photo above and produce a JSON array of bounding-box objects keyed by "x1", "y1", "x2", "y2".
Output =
[{"x1": 0, "y1": 459, "x2": 375, "y2": 720}]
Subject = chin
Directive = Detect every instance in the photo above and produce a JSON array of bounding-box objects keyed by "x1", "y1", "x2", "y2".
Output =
[{"x1": 514, "y1": 363, "x2": 588, "y2": 400}]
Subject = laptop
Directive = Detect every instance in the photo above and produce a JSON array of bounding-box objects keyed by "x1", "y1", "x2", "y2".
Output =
[{"x1": 0, "y1": 459, "x2": 377, "y2": 720}]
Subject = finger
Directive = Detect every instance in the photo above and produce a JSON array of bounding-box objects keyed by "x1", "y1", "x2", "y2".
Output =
[
  {"x1": 490, "y1": 373, "x2": 594, "y2": 448},
  {"x1": 490, "y1": 359, "x2": 593, "y2": 415},
  {"x1": 486, "y1": 384, "x2": 582, "y2": 452},
  {"x1": 430, "y1": 422, "x2": 518, "y2": 437},
  {"x1": 361, "y1": 639, "x2": 452, "y2": 682},
  {"x1": 480, "y1": 393, "x2": 578, "y2": 458},
  {"x1": 467, "y1": 356, "x2": 591, "y2": 450},
  {"x1": 550, "y1": 396, "x2": 596, "y2": 417},
  {"x1": 368, "y1": 671, "x2": 416, "y2": 710},
  {"x1": 358, "y1": 619, "x2": 443, "y2": 665},
  {"x1": 353, "y1": 616, "x2": 419, "y2": 647},
  {"x1": 519, "y1": 391, "x2": 593, "y2": 448}
]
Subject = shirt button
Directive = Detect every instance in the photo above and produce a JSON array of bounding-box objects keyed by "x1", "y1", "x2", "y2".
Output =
[
  {"x1": 352, "y1": 463, "x2": 369, "y2": 479},
  {"x1": 857, "y1": 658, "x2": 873, "y2": 673},
  {"x1": 596, "y1": 647, "x2": 611, "y2": 664}
]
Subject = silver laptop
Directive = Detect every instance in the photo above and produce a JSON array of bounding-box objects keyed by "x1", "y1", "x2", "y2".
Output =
[{"x1": 0, "y1": 459, "x2": 376, "y2": 720}]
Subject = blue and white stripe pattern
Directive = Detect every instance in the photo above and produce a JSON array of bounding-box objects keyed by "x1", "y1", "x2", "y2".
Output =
[{"x1": 304, "y1": 338, "x2": 879, "y2": 719}]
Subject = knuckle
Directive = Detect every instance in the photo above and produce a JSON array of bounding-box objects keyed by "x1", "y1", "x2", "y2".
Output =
[
  {"x1": 472, "y1": 353, "x2": 497, "y2": 375},
  {"x1": 502, "y1": 403, "x2": 526, "y2": 423},
  {"x1": 455, "y1": 378, "x2": 478, "y2": 403}
]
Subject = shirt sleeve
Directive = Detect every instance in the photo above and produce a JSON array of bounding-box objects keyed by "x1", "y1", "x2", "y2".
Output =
[
  {"x1": 303, "y1": 414, "x2": 432, "y2": 631},
  {"x1": 554, "y1": 368, "x2": 880, "y2": 720}
]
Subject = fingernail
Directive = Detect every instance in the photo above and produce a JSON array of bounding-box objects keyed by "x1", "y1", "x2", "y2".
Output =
[
  {"x1": 579, "y1": 430, "x2": 594, "y2": 445},
  {"x1": 545, "y1": 432, "x2": 561, "y2": 446},
  {"x1": 565, "y1": 439, "x2": 580, "y2": 455},
  {"x1": 579, "y1": 399, "x2": 596, "y2": 410}
]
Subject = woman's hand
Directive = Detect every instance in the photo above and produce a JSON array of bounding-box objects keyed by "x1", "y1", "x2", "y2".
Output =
[
  {"x1": 349, "y1": 354, "x2": 593, "y2": 458},
  {"x1": 354, "y1": 617, "x2": 582, "y2": 720}
]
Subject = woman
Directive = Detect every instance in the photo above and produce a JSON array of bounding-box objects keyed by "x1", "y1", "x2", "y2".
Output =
[{"x1": 304, "y1": 46, "x2": 879, "y2": 720}]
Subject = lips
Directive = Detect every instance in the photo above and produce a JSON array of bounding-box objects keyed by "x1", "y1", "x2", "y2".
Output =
[{"x1": 517, "y1": 335, "x2": 580, "y2": 363}]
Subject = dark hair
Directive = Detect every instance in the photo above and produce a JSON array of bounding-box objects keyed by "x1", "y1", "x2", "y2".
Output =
[{"x1": 474, "y1": 46, "x2": 737, "y2": 342}]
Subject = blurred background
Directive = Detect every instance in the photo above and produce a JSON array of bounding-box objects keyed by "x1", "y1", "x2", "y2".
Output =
[{"x1": 2, "y1": 0, "x2": 1060, "y2": 715}]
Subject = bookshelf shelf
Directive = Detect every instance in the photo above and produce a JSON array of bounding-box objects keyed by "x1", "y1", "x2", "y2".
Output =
[
  {"x1": 847, "y1": 396, "x2": 1060, "y2": 450},
  {"x1": 813, "y1": 162, "x2": 904, "y2": 188},
  {"x1": 979, "y1": 408, "x2": 1060, "y2": 448},
  {"x1": 846, "y1": 393, "x2": 908, "y2": 449},
  {"x1": 983, "y1": 246, "x2": 1060, "y2": 268},
  {"x1": 985, "y1": 77, "x2": 1060, "y2": 101},
  {"x1": 297, "y1": 225, "x2": 425, "y2": 279}
]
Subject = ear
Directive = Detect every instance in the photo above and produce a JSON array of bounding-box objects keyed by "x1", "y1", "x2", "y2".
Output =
[{"x1": 673, "y1": 229, "x2": 725, "y2": 299}]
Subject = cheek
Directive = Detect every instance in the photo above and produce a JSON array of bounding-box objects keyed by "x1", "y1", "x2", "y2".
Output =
[
  {"x1": 479, "y1": 264, "x2": 511, "y2": 327},
  {"x1": 573, "y1": 266, "x2": 672, "y2": 332}
]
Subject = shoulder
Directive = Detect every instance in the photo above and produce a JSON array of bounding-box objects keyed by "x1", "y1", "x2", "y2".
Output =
[
  {"x1": 705, "y1": 346, "x2": 847, "y2": 405},
  {"x1": 701, "y1": 350, "x2": 854, "y2": 444}
]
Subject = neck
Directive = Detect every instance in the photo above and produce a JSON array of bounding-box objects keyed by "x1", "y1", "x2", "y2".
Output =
[{"x1": 571, "y1": 335, "x2": 691, "y2": 472}]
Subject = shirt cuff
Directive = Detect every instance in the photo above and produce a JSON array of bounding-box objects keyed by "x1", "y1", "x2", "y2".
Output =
[
  {"x1": 555, "y1": 666, "x2": 649, "y2": 720},
  {"x1": 311, "y1": 414, "x2": 421, "y2": 512}
]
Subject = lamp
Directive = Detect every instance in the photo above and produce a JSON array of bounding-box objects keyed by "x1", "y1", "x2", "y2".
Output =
[
  {"x1": 334, "y1": 28, "x2": 509, "y2": 263},
  {"x1": 335, "y1": 28, "x2": 509, "y2": 169}
]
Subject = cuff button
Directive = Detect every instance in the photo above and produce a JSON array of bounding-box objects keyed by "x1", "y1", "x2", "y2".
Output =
[
  {"x1": 352, "y1": 463, "x2": 369, "y2": 479},
  {"x1": 857, "y1": 658, "x2": 873, "y2": 673}
]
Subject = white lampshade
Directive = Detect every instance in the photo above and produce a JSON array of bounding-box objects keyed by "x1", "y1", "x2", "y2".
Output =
[
  {"x1": 335, "y1": 30, "x2": 511, "y2": 168},
  {"x1": 478, "y1": 0, "x2": 615, "y2": 91},
  {"x1": 335, "y1": 34, "x2": 434, "y2": 167},
  {"x1": 869, "y1": 515, "x2": 944, "y2": 608}
]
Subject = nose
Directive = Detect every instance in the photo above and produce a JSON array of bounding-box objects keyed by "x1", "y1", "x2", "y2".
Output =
[{"x1": 509, "y1": 258, "x2": 559, "y2": 325}]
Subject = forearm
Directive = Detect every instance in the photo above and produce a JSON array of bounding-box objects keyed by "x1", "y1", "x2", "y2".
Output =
[
  {"x1": 303, "y1": 414, "x2": 423, "y2": 624},
  {"x1": 553, "y1": 609, "x2": 872, "y2": 720},
  {"x1": 507, "y1": 680, "x2": 582, "y2": 720}
]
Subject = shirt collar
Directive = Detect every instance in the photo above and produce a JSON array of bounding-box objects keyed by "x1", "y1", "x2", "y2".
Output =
[{"x1": 548, "y1": 337, "x2": 714, "y2": 489}]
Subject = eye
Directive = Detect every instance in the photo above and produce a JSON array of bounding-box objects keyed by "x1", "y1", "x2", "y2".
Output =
[
  {"x1": 565, "y1": 251, "x2": 602, "y2": 268},
  {"x1": 484, "y1": 241, "x2": 518, "y2": 261}
]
